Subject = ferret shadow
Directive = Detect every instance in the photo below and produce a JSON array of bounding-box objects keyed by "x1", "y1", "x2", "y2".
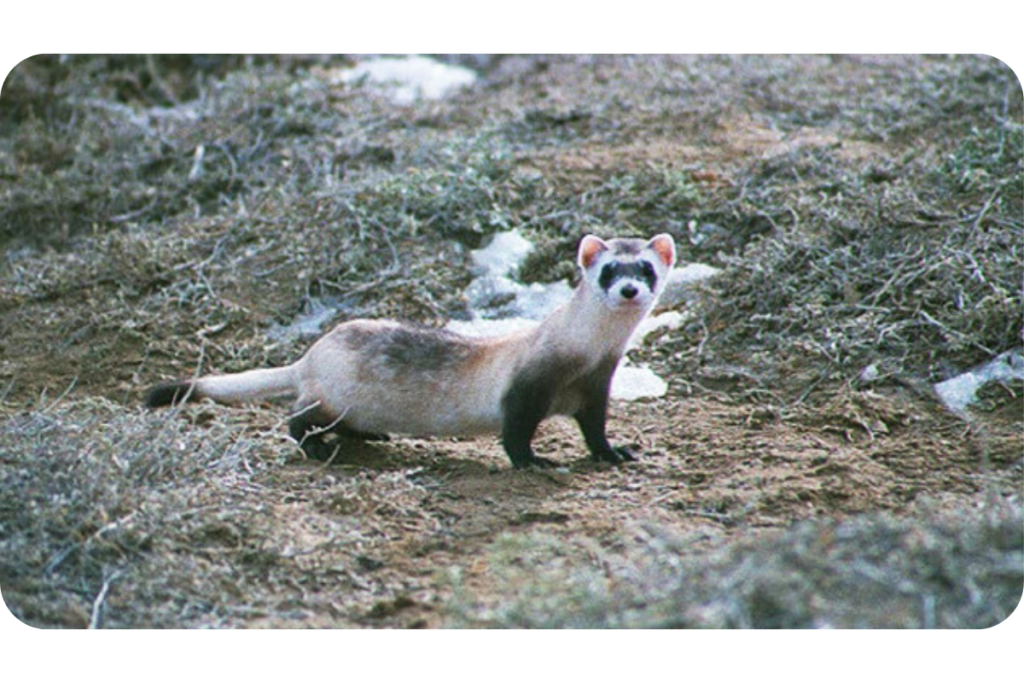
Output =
[{"x1": 292, "y1": 434, "x2": 627, "y2": 482}]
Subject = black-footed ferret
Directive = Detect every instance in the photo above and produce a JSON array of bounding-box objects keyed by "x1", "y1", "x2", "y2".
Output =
[{"x1": 146, "y1": 233, "x2": 676, "y2": 469}]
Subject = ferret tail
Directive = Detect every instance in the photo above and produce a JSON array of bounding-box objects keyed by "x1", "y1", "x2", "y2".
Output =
[{"x1": 145, "y1": 365, "x2": 298, "y2": 408}]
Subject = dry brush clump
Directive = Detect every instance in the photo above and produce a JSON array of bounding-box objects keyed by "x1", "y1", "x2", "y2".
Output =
[
  {"x1": 633, "y1": 55, "x2": 1024, "y2": 401},
  {"x1": 447, "y1": 495, "x2": 1023, "y2": 628},
  {"x1": 1, "y1": 56, "x2": 370, "y2": 244},
  {"x1": 0, "y1": 397, "x2": 292, "y2": 627},
  {"x1": 0, "y1": 396, "x2": 450, "y2": 628},
  {"x1": 679, "y1": 115, "x2": 1022, "y2": 398}
]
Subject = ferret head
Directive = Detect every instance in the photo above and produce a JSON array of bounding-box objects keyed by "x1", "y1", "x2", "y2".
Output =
[{"x1": 577, "y1": 234, "x2": 676, "y2": 311}]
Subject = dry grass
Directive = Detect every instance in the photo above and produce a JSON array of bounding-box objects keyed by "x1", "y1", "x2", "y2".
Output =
[
  {"x1": 0, "y1": 397, "x2": 287, "y2": 627},
  {"x1": 446, "y1": 494, "x2": 1023, "y2": 628}
]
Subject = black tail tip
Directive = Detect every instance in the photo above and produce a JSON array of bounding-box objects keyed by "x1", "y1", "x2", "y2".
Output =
[{"x1": 144, "y1": 381, "x2": 196, "y2": 408}]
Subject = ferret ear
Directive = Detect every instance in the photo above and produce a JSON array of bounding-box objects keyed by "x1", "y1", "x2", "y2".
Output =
[
  {"x1": 578, "y1": 235, "x2": 609, "y2": 270},
  {"x1": 647, "y1": 233, "x2": 676, "y2": 268}
]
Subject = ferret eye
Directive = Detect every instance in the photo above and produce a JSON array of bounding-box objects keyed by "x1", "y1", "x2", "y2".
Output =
[
  {"x1": 640, "y1": 261, "x2": 655, "y2": 278},
  {"x1": 599, "y1": 264, "x2": 615, "y2": 289}
]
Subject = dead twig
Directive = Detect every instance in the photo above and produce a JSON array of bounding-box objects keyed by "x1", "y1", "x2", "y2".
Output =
[
  {"x1": 88, "y1": 570, "x2": 123, "y2": 629},
  {"x1": 970, "y1": 187, "x2": 1001, "y2": 231},
  {"x1": 40, "y1": 377, "x2": 79, "y2": 414}
]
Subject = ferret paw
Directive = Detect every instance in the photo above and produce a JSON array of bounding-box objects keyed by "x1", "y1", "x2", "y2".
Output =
[
  {"x1": 300, "y1": 439, "x2": 339, "y2": 462},
  {"x1": 592, "y1": 445, "x2": 636, "y2": 464},
  {"x1": 512, "y1": 455, "x2": 558, "y2": 470}
]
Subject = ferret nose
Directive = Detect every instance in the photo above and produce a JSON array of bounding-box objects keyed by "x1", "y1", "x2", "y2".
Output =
[{"x1": 620, "y1": 283, "x2": 638, "y2": 299}]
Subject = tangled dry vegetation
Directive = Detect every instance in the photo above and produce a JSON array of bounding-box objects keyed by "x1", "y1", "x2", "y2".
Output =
[{"x1": 1, "y1": 55, "x2": 1021, "y2": 629}]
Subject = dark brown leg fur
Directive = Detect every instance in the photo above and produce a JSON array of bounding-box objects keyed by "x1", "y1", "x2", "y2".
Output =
[
  {"x1": 288, "y1": 406, "x2": 389, "y2": 461},
  {"x1": 144, "y1": 381, "x2": 197, "y2": 408}
]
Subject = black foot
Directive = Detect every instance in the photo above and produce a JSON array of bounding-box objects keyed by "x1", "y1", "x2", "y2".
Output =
[
  {"x1": 300, "y1": 437, "x2": 340, "y2": 462},
  {"x1": 511, "y1": 455, "x2": 559, "y2": 470},
  {"x1": 591, "y1": 445, "x2": 636, "y2": 465},
  {"x1": 299, "y1": 433, "x2": 391, "y2": 462},
  {"x1": 144, "y1": 381, "x2": 196, "y2": 408},
  {"x1": 289, "y1": 406, "x2": 391, "y2": 462}
]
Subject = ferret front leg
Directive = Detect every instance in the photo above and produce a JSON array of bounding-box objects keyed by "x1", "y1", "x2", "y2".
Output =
[
  {"x1": 574, "y1": 401, "x2": 635, "y2": 464},
  {"x1": 500, "y1": 380, "x2": 557, "y2": 469},
  {"x1": 573, "y1": 362, "x2": 635, "y2": 464}
]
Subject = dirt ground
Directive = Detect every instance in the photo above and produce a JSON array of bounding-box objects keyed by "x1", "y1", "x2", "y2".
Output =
[{"x1": 0, "y1": 55, "x2": 1021, "y2": 629}]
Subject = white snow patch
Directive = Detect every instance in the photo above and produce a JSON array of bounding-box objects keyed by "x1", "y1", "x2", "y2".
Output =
[
  {"x1": 470, "y1": 229, "x2": 534, "y2": 277},
  {"x1": 462, "y1": 275, "x2": 574, "y2": 322},
  {"x1": 335, "y1": 56, "x2": 477, "y2": 105},
  {"x1": 629, "y1": 311, "x2": 685, "y2": 350},
  {"x1": 611, "y1": 365, "x2": 669, "y2": 401},
  {"x1": 461, "y1": 230, "x2": 573, "y2": 322},
  {"x1": 463, "y1": 274, "x2": 520, "y2": 309},
  {"x1": 934, "y1": 349, "x2": 1024, "y2": 414}
]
